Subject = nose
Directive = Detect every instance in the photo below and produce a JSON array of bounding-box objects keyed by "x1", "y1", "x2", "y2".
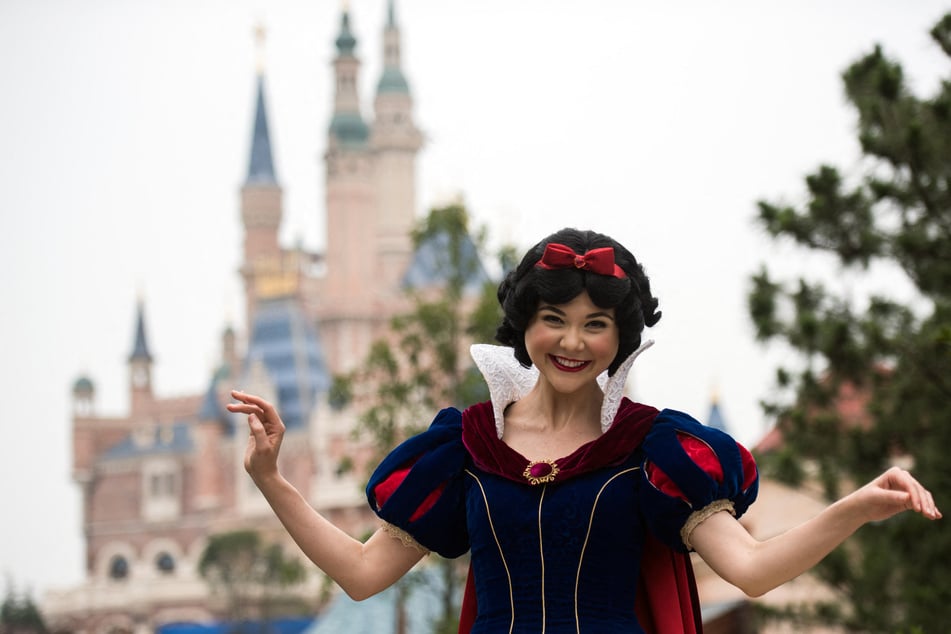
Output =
[{"x1": 561, "y1": 327, "x2": 585, "y2": 351}]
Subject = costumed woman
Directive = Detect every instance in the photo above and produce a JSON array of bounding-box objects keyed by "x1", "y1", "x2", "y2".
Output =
[{"x1": 228, "y1": 227, "x2": 941, "y2": 634}]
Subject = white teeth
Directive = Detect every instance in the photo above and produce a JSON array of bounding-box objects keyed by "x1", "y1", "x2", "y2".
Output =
[{"x1": 555, "y1": 356, "x2": 586, "y2": 368}]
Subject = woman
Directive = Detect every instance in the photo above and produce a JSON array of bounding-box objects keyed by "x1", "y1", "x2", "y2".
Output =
[{"x1": 228, "y1": 228, "x2": 940, "y2": 633}]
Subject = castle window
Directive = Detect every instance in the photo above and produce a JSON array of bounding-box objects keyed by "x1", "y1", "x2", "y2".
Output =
[
  {"x1": 109, "y1": 555, "x2": 129, "y2": 580},
  {"x1": 150, "y1": 472, "x2": 176, "y2": 497},
  {"x1": 156, "y1": 552, "x2": 175, "y2": 574},
  {"x1": 142, "y1": 459, "x2": 182, "y2": 521}
]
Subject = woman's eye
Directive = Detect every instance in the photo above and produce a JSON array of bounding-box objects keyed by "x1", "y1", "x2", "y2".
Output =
[
  {"x1": 587, "y1": 320, "x2": 607, "y2": 329},
  {"x1": 542, "y1": 314, "x2": 562, "y2": 324}
]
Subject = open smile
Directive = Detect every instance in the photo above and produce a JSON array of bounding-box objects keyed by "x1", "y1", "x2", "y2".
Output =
[{"x1": 549, "y1": 355, "x2": 592, "y2": 373}]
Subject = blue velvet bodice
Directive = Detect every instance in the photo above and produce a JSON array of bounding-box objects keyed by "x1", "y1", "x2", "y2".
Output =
[
  {"x1": 367, "y1": 401, "x2": 759, "y2": 634},
  {"x1": 465, "y1": 453, "x2": 646, "y2": 632}
]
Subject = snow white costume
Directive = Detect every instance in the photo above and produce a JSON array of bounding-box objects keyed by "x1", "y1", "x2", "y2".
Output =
[{"x1": 367, "y1": 343, "x2": 759, "y2": 633}]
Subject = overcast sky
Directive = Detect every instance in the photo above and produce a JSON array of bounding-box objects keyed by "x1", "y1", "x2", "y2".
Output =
[{"x1": 1, "y1": 0, "x2": 947, "y2": 598}]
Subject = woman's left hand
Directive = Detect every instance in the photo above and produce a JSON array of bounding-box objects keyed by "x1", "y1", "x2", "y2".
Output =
[{"x1": 849, "y1": 466, "x2": 942, "y2": 522}]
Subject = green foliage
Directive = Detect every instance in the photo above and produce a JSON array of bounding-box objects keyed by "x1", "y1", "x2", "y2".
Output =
[
  {"x1": 327, "y1": 374, "x2": 353, "y2": 411},
  {"x1": 198, "y1": 530, "x2": 308, "y2": 624},
  {"x1": 342, "y1": 202, "x2": 508, "y2": 633},
  {"x1": 347, "y1": 203, "x2": 505, "y2": 461},
  {"x1": 749, "y1": 13, "x2": 951, "y2": 633},
  {"x1": 1, "y1": 585, "x2": 47, "y2": 634}
]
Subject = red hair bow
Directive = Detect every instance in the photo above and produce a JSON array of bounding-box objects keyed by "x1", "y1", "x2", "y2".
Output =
[{"x1": 535, "y1": 243, "x2": 626, "y2": 279}]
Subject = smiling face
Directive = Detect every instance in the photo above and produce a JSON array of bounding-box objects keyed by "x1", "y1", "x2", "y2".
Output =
[{"x1": 524, "y1": 291, "x2": 620, "y2": 395}]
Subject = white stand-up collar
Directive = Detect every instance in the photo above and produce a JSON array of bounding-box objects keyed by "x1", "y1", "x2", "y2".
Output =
[{"x1": 469, "y1": 341, "x2": 654, "y2": 439}]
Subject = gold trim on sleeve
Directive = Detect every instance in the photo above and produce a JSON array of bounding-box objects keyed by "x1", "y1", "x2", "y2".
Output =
[
  {"x1": 681, "y1": 499, "x2": 736, "y2": 551},
  {"x1": 381, "y1": 521, "x2": 430, "y2": 555}
]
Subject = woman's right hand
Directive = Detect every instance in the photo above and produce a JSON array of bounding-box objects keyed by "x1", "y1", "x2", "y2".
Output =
[
  {"x1": 227, "y1": 390, "x2": 285, "y2": 483},
  {"x1": 226, "y1": 391, "x2": 425, "y2": 600}
]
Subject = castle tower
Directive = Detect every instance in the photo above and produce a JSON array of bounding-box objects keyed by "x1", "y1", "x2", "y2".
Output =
[
  {"x1": 72, "y1": 375, "x2": 95, "y2": 417},
  {"x1": 706, "y1": 387, "x2": 730, "y2": 434},
  {"x1": 240, "y1": 27, "x2": 284, "y2": 323},
  {"x1": 193, "y1": 325, "x2": 239, "y2": 510},
  {"x1": 321, "y1": 7, "x2": 380, "y2": 373},
  {"x1": 371, "y1": 0, "x2": 423, "y2": 294},
  {"x1": 128, "y1": 300, "x2": 154, "y2": 416}
]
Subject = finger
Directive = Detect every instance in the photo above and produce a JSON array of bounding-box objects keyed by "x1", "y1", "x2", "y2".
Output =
[
  {"x1": 884, "y1": 490, "x2": 912, "y2": 512},
  {"x1": 890, "y1": 471, "x2": 941, "y2": 519},
  {"x1": 902, "y1": 476, "x2": 923, "y2": 513},
  {"x1": 231, "y1": 390, "x2": 273, "y2": 411},
  {"x1": 226, "y1": 402, "x2": 266, "y2": 419},
  {"x1": 920, "y1": 489, "x2": 940, "y2": 519},
  {"x1": 247, "y1": 413, "x2": 269, "y2": 445},
  {"x1": 907, "y1": 476, "x2": 930, "y2": 514},
  {"x1": 887, "y1": 468, "x2": 922, "y2": 511},
  {"x1": 230, "y1": 391, "x2": 282, "y2": 424}
]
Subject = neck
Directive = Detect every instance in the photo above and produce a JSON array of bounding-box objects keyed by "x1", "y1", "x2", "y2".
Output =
[{"x1": 516, "y1": 379, "x2": 604, "y2": 433}]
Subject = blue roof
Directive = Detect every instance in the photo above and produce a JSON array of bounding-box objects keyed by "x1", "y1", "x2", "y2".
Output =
[
  {"x1": 329, "y1": 111, "x2": 369, "y2": 147},
  {"x1": 244, "y1": 298, "x2": 331, "y2": 429},
  {"x1": 159, "y1": 618, "x2": 314, "y2": 634},
  {"x1": 247, "y1": 75, "x2": 277, "y2": 185},
  {"x1": 128, "y1": 302, "x2": 153, "y2": 362},
  {"x1": 377, "y1": 66, "x2": 409, "y2": 94},
  {"x1": 334, "y1": 11, "x2": 357, "y2": 56},
  {"x1": 73, "y1": 375, "x2": 94, "y2": 393},
  {"x1": 102, "y1": 422, "x2": 193, "y2": 461},
  {"x1": 402, "y1": 230, "x2": 491, "y2": 293},
  {"x1": 706, "y1": 400, "x2": 729, "y2": 433},
  {"x1": 197, "y1": 370, "x2": 231, "y2": 426}
]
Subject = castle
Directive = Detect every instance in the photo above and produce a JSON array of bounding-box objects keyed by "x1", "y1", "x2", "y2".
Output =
[{"x1": 47, "y1": 4, "x2": 431, "y2": 632}]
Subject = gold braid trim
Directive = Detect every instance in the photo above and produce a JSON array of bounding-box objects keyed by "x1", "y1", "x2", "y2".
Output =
[
  {"x1": 381, "y1": 522, "x2": 430, "y2": 555},
  {"x1": 681, "y1": 499, "x2": 735, "y2": 551}
]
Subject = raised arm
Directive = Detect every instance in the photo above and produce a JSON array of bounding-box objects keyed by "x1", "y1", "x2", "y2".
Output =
[
  {"x1": 228, "y1": 390, "x2": 425, "y2": 600},
  {"x1": 690, "y1": 466, "x2": 941, "y2": 597}
]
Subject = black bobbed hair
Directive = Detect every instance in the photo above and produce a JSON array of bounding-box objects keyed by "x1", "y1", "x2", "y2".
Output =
[{"x1": 495, "y1": 228, "x2": 661, "y2": 375}]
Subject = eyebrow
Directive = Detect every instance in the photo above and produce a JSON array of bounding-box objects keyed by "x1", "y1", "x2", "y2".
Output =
[{"x1": 538, "y1": 305, "x2": 616, "y2": 321}]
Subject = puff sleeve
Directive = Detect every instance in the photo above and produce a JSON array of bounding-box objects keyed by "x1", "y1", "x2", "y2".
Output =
[
  {"x1": 366, "y1": 407, "x2": 470, "y2": 558},
  {"x1": 638, "y1": 408, "x2": 759, "y2": 552}
]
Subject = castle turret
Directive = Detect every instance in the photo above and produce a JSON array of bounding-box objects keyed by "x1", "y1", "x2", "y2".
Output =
[
  {"x1": 72, "y1": 375, "x2": 95, "y2": 417},
  {"x1": 128, "y1": 300, "x2": 154, "y2": 416},
  {"x1": 706, "y1": 387, "x2": 730, "y2": 434},
  {"x1": 372, "y1": 0, "x2": 423, "y2": 293},
  {"x1": 322, "y1": 6, "x2": 379, "y2": 373},
  {"x1": 240, "y1": 26, "x2": 284, "y2": 323}
]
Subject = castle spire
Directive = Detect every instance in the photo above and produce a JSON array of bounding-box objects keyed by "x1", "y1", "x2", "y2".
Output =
[
  {"x1": 370, "y1": 0, "x2": 422, "y2": 294},
  {"x1": 377, "y1": 0, "x2": 409, "y2": 94},
  {"x1": 128, "y1": 299, "x2": 153, "y2": 363},
  {"x1": 240, "y1": 20, "x2": 285, "y2": 324},
  {"x1": 246, "y1": 25, "x2": 277, "y2": 185},
  {"x1": 128, "y1": 299, "x2": 154, "y2": 413},
  {"x1": 328, "y1": 5, "x2": 369, "y2": 147},
  {"x1": 706, "y1": 386, "x2": 729, "y2": 433}
]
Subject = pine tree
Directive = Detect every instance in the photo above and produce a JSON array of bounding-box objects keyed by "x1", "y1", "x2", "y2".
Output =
[
  {"x1": 749, "y1": 13, "x2": 951, "y2": 633},
  {"x1": 0, "y1": 586, "x2": 48, "y2": 634}
]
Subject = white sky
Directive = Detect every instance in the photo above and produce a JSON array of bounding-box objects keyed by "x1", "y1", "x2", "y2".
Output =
[{"x1": 0, "y1": 0, "x2": 947, "y2": 599}]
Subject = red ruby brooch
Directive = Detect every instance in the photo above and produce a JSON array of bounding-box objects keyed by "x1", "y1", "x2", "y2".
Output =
[{"x1": 523, "y1": 459, "x2": 560, "y2": 485}]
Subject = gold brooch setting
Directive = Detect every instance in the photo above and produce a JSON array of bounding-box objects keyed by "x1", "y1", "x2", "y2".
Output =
[{"x1": 523, "y1": 459, "x2": 559, "y2": 485}]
